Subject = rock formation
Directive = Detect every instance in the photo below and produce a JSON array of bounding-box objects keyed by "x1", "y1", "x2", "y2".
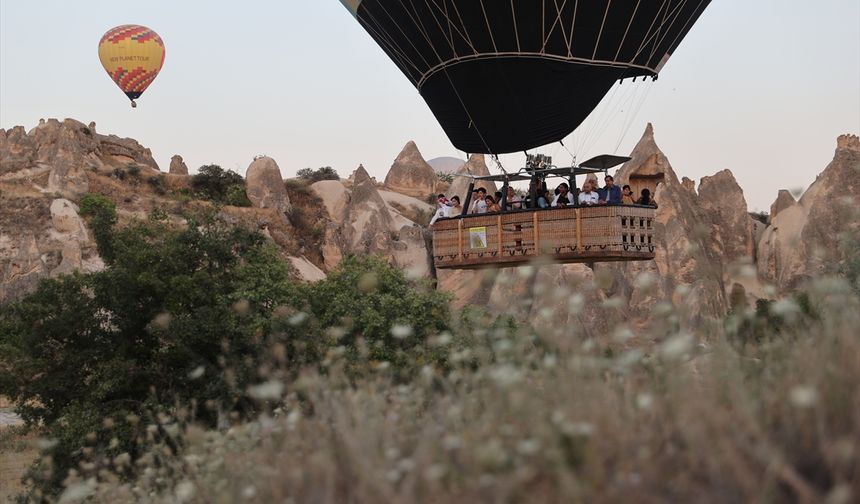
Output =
[
  {"x1": 757, "y1": 134, "x2": 860, "y2": 290},
  {"x1": 245, "y1": 156, "x2": 291, "y2": 215},
  {"x1": 310, "y1": 179, "x2": 350, "y2": 225},
  {"x1": 312, "y1": 165, "x2": 434, "y2": 278},
  {"x1": 446, "y1": 154, "x2": 497, "y2": 203},
  {"x1": 698, "y1": 169, "x2": 756, "y2": 266},
  {"x1": 344, "y1": 165, "x2": 395, "y2": 253},
  {"x1": 769, "y1": 190, "x2": 796, "y2": 221},
  {"x1": 383, "y1": 141, "x2": 437, "y2": 200},
  {"x1": 169, "y1": 155, "x2": 189, "y2": 175}
]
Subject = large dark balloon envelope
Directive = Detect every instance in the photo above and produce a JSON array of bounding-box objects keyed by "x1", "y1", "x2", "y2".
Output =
[{"x1": 342, "y1": 0, "x2": 711, "y2": 154}]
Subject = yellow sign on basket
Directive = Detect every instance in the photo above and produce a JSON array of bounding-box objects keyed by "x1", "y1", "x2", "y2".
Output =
[{"x1": 469, "y1": 227, "x2": 487, "y2": 249}]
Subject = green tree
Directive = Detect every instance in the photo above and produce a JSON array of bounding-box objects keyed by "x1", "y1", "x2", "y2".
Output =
[
  {"x1": 304, "y1": 255, "x2": 451, "y2": 377},
  {"x1": 296, "y1": 166, "x2": 339, "y2": 183},
  {"x1": 190, "y1": 164, "x2": 250, "y2": 205},
  {"x1": 0, "y1": 218, "x2": 298, "y2": 496},
  {"x1": 79, "y1": 193, "x2": 118, "y2": 263}
]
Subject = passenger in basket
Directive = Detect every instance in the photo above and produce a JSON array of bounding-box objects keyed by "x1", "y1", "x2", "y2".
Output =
[
  {"x1": 599, "y1": 175, "x2": 622, "y2": 205},
  {"x1": 470, "y1": 187, "x2": 488, "y2": 214},
  {"x1": 635, "y1": 188, "x2": 658, "y2": 208},
  {"x1": 506, "y1": 186, "x2": 523, "y2": 209},
  {"x1": 429, "y1": 193, "x2": 452, "y2": 226},
  {"x1": 578, "y1": 180, "x2": 600, "y2": 206},
  {"x1": 450, "y1": 195, "x2": 461, "y2": 214},
  {"x1": 551, "y1": 183, "x2": 576, "y2": 207},
  {"x1": 538, "y1": 189, "x2": 552, "y2": 209},
  {"x1": 485, "y1": 195, "x2": 501, "y2": 213},
  {"x1": 621, "y1": 185, "x2": 635, "y2": 205}
]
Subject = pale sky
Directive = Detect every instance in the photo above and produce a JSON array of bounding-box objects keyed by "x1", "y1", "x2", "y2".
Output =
[{"x1": 1, "y1": 0, "x2": 858, "y2": 211}]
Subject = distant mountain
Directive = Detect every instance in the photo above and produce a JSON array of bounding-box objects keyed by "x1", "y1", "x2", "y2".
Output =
[{"x1": 427, "y1": 156, "x2": 465, "y2": 174}]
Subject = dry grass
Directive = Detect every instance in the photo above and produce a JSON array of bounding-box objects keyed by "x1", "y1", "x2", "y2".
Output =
[
  {"x1": 31, "y1": 273, "x2": 850, "y2": 504},
  {"x1": 0, "y1": 426, "x2": 39, "y2": 503}
]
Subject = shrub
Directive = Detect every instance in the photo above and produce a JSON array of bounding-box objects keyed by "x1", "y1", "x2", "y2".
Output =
[
  {"x1": 147, "y1": 174, "x2": 167, "y2": 195},
  {"x1": 304, "y1": 255, "x2": 451, "y2": 379},
  {"x1": 0, "y1": 219, "x2": 299, "y2": 498},
  {"x1": 79, "y1": 193, "x2": 118, "y2": 263},
  {"x1": 296, "y1": 166, "x2": 339, "y2": 183},
  {"x1": 436, "y1": 171, "x2": 454, "y2": 183},
  {"x1": 126, "y1": 163, "x2": 141, "y2": 178},
  {"x1": 224, "y1": 183, "x2": 252, "y2": 207},
  {"x1": 190, "y1": 164, "x2": 247, "y2": 204}
]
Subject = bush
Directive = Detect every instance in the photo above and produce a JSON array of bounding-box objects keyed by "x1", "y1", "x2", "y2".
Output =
[
  {"x1": 224, "y1": 183, "x2": 252, "y2": 207},
  {"x1": 147, "y1": 174, "x2": 167, "y2": 195},
  {"x1": 0, "y1": 218, "x2": 299, "y2": 497},
  {"x1": 436, "y1": 171, "x2": 454, "y2": 183},
  {"x1": 126, "y1": 163, "x2": 141, "y2": 178},
  {"x1": 296, "y1": 166, "x2": 339, "y2": 183},
  {"x1": 190, "y1": 164, "x2": 248, "y2": 205},
  {"x1": 304, "y1": 255, "x2": 451, "y2": 379},
  {"x1": 79, "y1": 193, "x2": 118, "y2": 263}
]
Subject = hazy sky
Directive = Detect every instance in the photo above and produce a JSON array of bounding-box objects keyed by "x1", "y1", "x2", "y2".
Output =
[{"x1": 1, "y1": 0, "x2": 858, "y2": 211}]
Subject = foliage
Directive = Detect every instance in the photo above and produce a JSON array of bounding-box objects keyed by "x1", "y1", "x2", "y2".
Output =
[
  {"x1": 436, "y1": 171, "x2": 454, "y2": 183},
  {"x1": 748, "y1": 211, "x2": 769, "y2": 225},
  {"x1": 126, "y1": 163, "x2": 141, "y2": 178},
  {"x1": 0, "y1": 219, "x2": 298, "y2": 497},
  {"x1": 147, "y1": 174, "x2": 167, "y2": 195},
  {"x1": 296, "y1": 166, "x2": 339, "y2": 183},
  {"x1": 303, "y1": 255, "x2": 452, "y2": 379},
  {"x1": 190, "y1": 164, "x2": 250, "y2": 206},
  {"x1": 63, "y1": 271, "x2": 860, "y2": 504},
  {"x1": 78, "y1": 193, "x2": 118, "y2": 264}
]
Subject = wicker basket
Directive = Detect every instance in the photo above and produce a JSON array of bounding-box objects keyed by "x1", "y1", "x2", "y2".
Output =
[{"x1": 433, "y1": 205, "x2": 655, "y2": 269}]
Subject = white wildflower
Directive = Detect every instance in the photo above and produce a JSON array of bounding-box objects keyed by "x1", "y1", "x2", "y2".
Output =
[
  {"x1": 288, "y1": 312, "x2": 308, "y2": 326},
  {"x1": 174, "y1": 481, "x2": 195, "y2": 503},
  {"x1": 188, "y1": 366, "x2": 205, "y2": 379},
  {"x1": 790, "y1": 385, "x2": 818, "y2": 408},
  {"x1": 247, "y1": 380, "x2": 284, "y2": 401},
  {"x1": 660, "y1": 333, "x2": 694, "y2": 360},
  {"x1": 390, "y1": 324, "x2": 413, "y2": 339},
  {"x1": 567, "y1": 293, "x2": 585, "y2": 315},
  {"x1": 58, "y1": 479, "x2": 96, "y2": 503},
  {"x1": 636, "y1": 393, "x2": 654, "y2": 411},
  {"x1": 489, "y1": 364, "x2": 523, "y2": 387}
]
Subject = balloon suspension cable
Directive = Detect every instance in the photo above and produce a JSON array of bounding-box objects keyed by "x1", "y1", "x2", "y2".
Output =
[
  {"x1": 130, "y1": 100, "x2": 137, "y2": 109},
  {"x1": 559, "y1": 141, "x2": 576, "y2": 166},
  {"x1": 490, "y1": 154, "x2": 508, "y2": 175}
]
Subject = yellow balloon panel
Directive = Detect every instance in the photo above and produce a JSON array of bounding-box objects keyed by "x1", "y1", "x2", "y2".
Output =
[{"x1": 98, "y1": 25, "x2": 165, "y2": 100}]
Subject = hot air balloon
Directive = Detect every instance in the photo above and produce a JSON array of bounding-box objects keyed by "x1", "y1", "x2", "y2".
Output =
[
  {"x1": 340, "y1": 1, "x2": 710, "y2": 154},
  {"x1": 340, "y1": 1, "x2": 713, "y2": 270},
  {"x1": 98, "y1": 25, "x2": 165, "y2": 107}
]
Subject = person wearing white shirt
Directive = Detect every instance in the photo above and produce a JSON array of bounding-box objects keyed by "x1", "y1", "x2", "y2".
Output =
[
  {"x1": 578, "y1": 180, "x2": 599, "y2": 206},
  {"x1": 429, "y1": 194, "x2": 452, "y2": 226},
  {"x1": 470, "y1": 187, "x2": 488, "y2": 214},
  {"x1": 551, "y1": 183, "x2": 575, "y2": 207},
  {"x1": 506, "y1": 186, "x2": 522, "y2": 210}
]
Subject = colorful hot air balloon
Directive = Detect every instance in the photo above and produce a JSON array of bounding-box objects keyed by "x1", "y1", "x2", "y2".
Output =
[
  {"x1": 98, "y1": 24, "x2": 165, "y2": 108},
  {"x1": 340, "y1": 1, "x2": 711, "y2": 154}
]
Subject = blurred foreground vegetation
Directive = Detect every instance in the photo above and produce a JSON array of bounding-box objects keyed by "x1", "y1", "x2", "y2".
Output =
[{"x1": 0, "y1": 200, "x2": 858, "y2": 503}]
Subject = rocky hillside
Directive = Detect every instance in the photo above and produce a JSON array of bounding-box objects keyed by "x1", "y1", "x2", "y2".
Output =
[{"x1": 2, "y1": 118, "x2": 858, "y2": 338}]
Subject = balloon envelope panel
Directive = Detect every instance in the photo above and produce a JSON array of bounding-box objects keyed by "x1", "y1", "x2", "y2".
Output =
[{"x1": 348, "y1": 0, "x2": 711, "y2": 153}]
